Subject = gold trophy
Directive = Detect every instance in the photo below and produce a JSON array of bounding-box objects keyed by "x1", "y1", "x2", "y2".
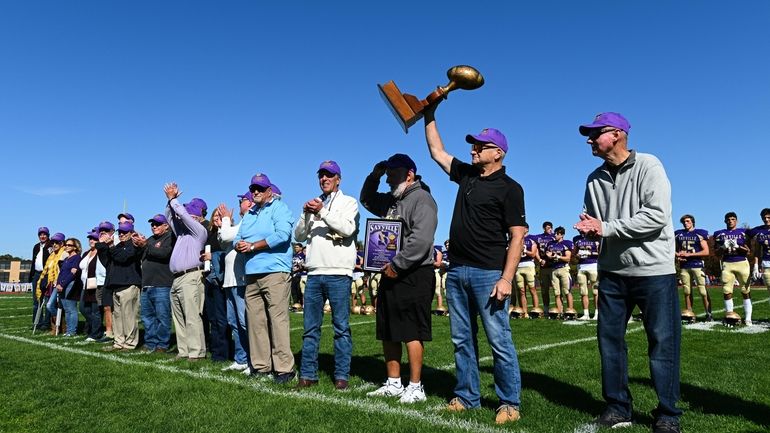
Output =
[{"x1": 378, "y1": 65, "x2": 484, "y2": 133}]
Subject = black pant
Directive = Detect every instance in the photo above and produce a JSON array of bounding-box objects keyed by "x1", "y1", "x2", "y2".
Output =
[{"x1": 204, "y1": 280, "x2": 229, "y2": 361}]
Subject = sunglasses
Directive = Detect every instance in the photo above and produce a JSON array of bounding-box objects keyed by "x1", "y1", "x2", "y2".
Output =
[
  {"x1": 118, "y1": 230, "x2": 130, "y2": 235},
  {"x1": 249, "y1": 184, "x2": 268, "y2": 193},
  {"x1": 150, "y1": 222, "x2": 163, "y2": 227},
  {"x1": 470, "y1": 143, "x2": 499, "y2": 153},
  {"x1": 587, "y1": 128, "x2": 619, "y2": 140},
  {"x1": 65, "y1": 243, "x2": 76, "y2": 247},
  {"x1": 318, "y1": 171, "x2": 337, "y2": 179}
]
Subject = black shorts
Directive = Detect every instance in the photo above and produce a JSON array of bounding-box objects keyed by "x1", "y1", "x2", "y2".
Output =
[
  {"x1": 101, "y1": 287, "x2": 114, "y2": 308},
  {"x1": 376, "y1": 265, "x2": 434, "y2": 342}
]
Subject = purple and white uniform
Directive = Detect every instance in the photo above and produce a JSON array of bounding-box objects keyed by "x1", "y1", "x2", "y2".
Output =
[
  {"x1": 573, "y1": 234, "x2": 600, "y2": 270},
  {"x1": 674, "y1": 228, "x2": 709, "y2": 269},
  {"x1": 749, "y1": 225, "x2": 770, "y2": 265},
  {"x1": 519, "y1": 235, "x2": 536, "y2": 267},
  {"x1": 546, "y1": 239, "x2": 573, "y2": 269},
  {"x1": 533, "y1": 233, "x2": 555, "y2": 268},
  {"x1": 713, "y1": 228, "x2": 749, "y2": 262}
]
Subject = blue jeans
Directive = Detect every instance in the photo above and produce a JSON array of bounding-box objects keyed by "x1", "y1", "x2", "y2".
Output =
[
  {"x1": 60, "y1": 282, "x2": 79, "y2": 335},
  {"x1": 300, "y1": 275, "x2": 352, "y2": 381},
  {"x1": 140, "y1": 286, "x2": 172, "y2": 350},
  {"x1": 446, "y1": 265, "x2": 521, "y2": 408},
  {"x1": 46, "y1": 290, "x2": 59, "y2": 317},
  {"x1": 205, "y1": 280, "x2": 229, "y2": 362},
  {"x1": 597, "y1": 272, "x2": 682, "y2": 421},
  {"x1": 80, "y1": 292, "x2": 103, "y2": 339},
  {"x1": 225, "y1": 286, "x2": 249, "y2": 365}
]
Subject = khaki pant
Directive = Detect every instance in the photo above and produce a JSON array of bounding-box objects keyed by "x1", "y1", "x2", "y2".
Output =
[
  {"x1": 368, "y1": 273, "x2": 380, "y2": 297},
  {"x1": 764, "y1": 268, "x2": 770, "y2": 289},
  {"x1": 434, "y1": 269, "x2": 446, "y2": 297},
  {"x1": 351, "y1": 277, "x2": 366, "y2": 295},
  {"x1": 171, "y1": 271, "x2": 206, "y2": 358},
  {"x1": 552, "y1": 267, "x2": 572, "y2": 296},
  {"x1": 245, "y1": 272, "x2": 293, "y2": 374},
  {"x1": 679, "y1": 267, "x2": 707, "y2": 297},
  {"x1": 577, "y1": 268, "x2": 598, "y2": 296},
  {"x1": 112, "y1": 285, "x2": 140, "y2": 349},
  {"x1": 515, "y1": 266, "x2": 536, "y2": 291},
  {"x1": 721, "y1": 260, "x2": 751, "y2": 295}
]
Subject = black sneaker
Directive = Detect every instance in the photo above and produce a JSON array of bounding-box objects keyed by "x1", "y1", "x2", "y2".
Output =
[
  {"x1": 652, "y1": 418, "x2": 680, "y2": 433},
  {"x1": 273, "y1": 371, "x2": 296, "y2": 384},
  {"x1": 593, "y1": 410, "x2": 632, "y2": 428}
]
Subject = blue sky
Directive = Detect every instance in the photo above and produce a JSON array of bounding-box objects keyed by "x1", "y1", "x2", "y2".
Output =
[{"x1": 2, "y1": 1, "x2": 768, "y2": 258}]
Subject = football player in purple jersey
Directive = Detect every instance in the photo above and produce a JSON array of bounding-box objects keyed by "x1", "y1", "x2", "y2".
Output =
[
  {"x1": 432, "y1": 244, "x2": 446, "y2": 311},
  {"x1": 713, "y1": 212, "x2": 753, "y2": 325},
  {"x1": 674, "y1": 214, "x2": 712, "y2": 321},
  {"x1": 545, "y1": 227, "x2": 573, "y2": 314},
  {"x1": 516, "y1": 224, "x2": 540, "y2": 315},
  {"x1": 749, "y1": 208, "x2": 770, "y2": 299},
  {"x1": 573, "y1": 233, "x2": 600, "y2": 320},
  {"x1": 534, "y1": 221, "x2": 556, "y2": 310}
]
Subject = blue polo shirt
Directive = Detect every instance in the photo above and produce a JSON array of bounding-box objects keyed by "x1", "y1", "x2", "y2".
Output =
[{"x1": 234, "y1": 199, "x2": 293, "y2": 274}]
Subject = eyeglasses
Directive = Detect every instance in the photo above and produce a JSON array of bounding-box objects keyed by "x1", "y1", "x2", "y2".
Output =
[
  {"x1": 249, "y1": 184, "x2": 268, "y2": 193},
  {"x1": 52, "y1": 241, "x2": 63, "y2": 245},
  {"x1": 587, "y1": 128, "x2": 619, "y2": 141},
  {"x1": 470, "y1": 143, "x2": 499, "y2": 153},
  {"x1": 150, "y1": 222, "x2": 162, "y2": 227},
  {"x1": 118, "y1": 230, "x2": 130, "y2": 235}
]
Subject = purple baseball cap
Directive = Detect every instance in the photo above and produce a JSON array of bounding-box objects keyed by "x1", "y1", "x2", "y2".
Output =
[
  {"x1": 579, "y1": 112, "x2": 631, "y2": 136},
  {"x1": 184, "y1": 202, "x2": 204, "y2": 217},
  {"x1": 117, "y1": 213, "x2": 135, "y2": 222},
  {"x1": 250, "y1": 173, "x2": 272, "y2": 189},
  {"x1": 37, "y1": 226, "x2": 50, "y2": 235},
  {"x1": 50, "y1": 232, "x2": 65, "y2": 242},
  {"x1": 148, "y1": 214, "x2": 168, "y2": 225},
  {"x1": 466, "y1": 128, "x2": 508, "y2": 153},
  {"x1": 86, "y1": 230, "x2": 99, "y2": 240},
  {"x1": 98, "y1": 221, "x2": 115, "y2": 232},
  {"x1": 190, "y1": 198, "x2": 208, "y2": 212},
  {"x1": 118, "y1": 221, "x2": 134, "y2": 232},
  {"x1": 317, "y1": 160, "x2": 341, "y2": 176},
  {"x1": 270, "y1": 183, "x2": 282, "y2": 195},
  {"x1": 385, "y1": 153, "x2": 417, "y2": 173},
  {"x1": 237, "y1": 191, "x2": 254, "y2": 202}
]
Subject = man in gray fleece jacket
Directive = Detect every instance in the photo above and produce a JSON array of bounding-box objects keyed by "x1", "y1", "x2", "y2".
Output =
[
  {"x1": 574, "y1": 112, "x2": 681, "y2": 433},
  {"x1": 360, "y1": 153, "x2": 438, "y2": 404}
]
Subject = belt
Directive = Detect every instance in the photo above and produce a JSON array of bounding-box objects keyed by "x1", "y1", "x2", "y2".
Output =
[{"x1": 173, "y1": 266, "x2": 203, "y2": 279}]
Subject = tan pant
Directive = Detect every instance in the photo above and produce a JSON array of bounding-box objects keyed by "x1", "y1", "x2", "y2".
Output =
[
  {"x1": 368, "y1": 273, "x2": 380, "y2": 297},
  {"x1": 764, "y1": 268, "x2": 770, "y2": 289},
  {"x1": 679, "y1": 267, "x2": 707, "y2": 297},
  {"x1": 171, "y1": 271, "x2": 206, "y2": 358},
  {"x1": 245, "y1": 272, "x2": 293, "y2": 374},
  {"x1": 552, "y1": 267, "x2": 572, "y2": 296},
  {"x1": 112, "y1": 285, "x2": 140, "y2": 349},
  {"x1": 434, "y1": 269, "x2": 446, "y2": 297},
  {"x1": 351, "y1": 277, "x2": 365, "y2": 295},
  {"x1": 577, "y1": 268, "x2": 598, "y2": 296},
  {"x1": 721, "y1": 260, "x2": 750, "y2": 295},
  {"x1": 515, "y1": 266, "x2": 536, "y2": 291}
]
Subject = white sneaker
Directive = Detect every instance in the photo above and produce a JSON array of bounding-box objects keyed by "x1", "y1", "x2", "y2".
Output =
[
  {"x1": 745, "y1": 319, "x2": 753, "y2": 326},
  {"x1": 399, "y1": 385, "x2": 426, "y2": 403},
  {"x1": 241, "y1": 366, "x2": 253, "y2": 376},
  {"x1": 367, "y1": 381, "x2": 404, "y2": 397},
  {"x1": 85, "y1": 337, "x2": 96, "y2": 342},
  {"x1": 222, "y1": 362, "x2": 248, "y2": 372},
  {"x1": 578, "y1": 314, "x2": 590, "y2": 321}
]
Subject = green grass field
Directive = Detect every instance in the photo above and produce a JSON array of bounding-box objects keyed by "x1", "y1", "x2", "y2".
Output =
[{"x1": 1, "y1": 288, "x2": 769, "y2": 433}]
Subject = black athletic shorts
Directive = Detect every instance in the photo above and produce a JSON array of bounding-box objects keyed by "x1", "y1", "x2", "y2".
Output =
[{"x1": 376, "y1": 265, "x2": 434, "y2": 342}]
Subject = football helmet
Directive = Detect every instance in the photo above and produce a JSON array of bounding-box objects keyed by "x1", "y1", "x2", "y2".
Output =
[
  {"x1": 563, "y1": 308, "x2": 577, "y2": 320},
  {"x1": 529, "y1": 307, "x2": 544, "y2": 319},
  {"x1": 548, "y1": 307, "x2": 561, "y2": 320},
  {"x1": 509, "y1": 306, "x2": 525, "y2": 319},
  {"x1": 680, "y1": 309, "x2": 696, "y2": 324},
  {"x1": 723, "y1": 311, "x2": 742, "y2": 327},
  {"x1": 291, "y1": 303, "x2": 303, "y2": 312},
  {"x1": 363, "y1": 305, "x2": 375, "y2": 315},
  {"x1": 323, "y1": 303, "x2": 332, "y2": 314},
  {"x1": 351, "y1": 305, "x2": 362, "y2": 315}
]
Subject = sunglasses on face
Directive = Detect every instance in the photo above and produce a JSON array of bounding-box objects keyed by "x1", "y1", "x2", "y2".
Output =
[
  {"x1": 65, "y1": 243, "x2": 76, "y2": 247},
  {"x1": 150, "y1": 222, "x2": 162, "y2": 227},
  {"x1": 318, "y1": 171, "x2": 337, "y2": 179},
  {"x1": 118, "y1": 230, "x2": 130, "y2": 235},
  {"x1": 587, "y1": 128, "x2": 619, "y2": 141},
  {"x1": 470, "y1": 143, "x2": 498, "y2": 153},
  {"x1": 249, "y1": 184, "x2": 268, "y2": 193}
]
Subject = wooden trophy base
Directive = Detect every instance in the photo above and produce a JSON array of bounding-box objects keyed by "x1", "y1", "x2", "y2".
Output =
[{"x1": 378, "y1": 80, "x2": 429, "y2": 133}]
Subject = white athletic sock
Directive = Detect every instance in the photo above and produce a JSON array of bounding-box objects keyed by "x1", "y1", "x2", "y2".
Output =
[
  {"x1": 744, "y1": 299, "x2": 753, "y2": 322},
  {"x1": 408, "y1": 381, "x2": 421, "y2": 388},
  {"x1": 583, "y1": 309, "x2": 589, "y2": 316},
  {"x1": 387, "y1": 377, "x2": 402, "y2": 387},
  {"x1": 725, "y1": 299, "x2": 734, "y2": 312}
]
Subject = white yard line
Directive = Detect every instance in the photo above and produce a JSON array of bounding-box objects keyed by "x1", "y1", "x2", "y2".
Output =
[
  {"x1": 0, "y1": 333, "x2": 523, "y2": 433},
  {"x1": 290, "y1": 319, "x2": 376, "y2": 332},
  {"x1": 0, "y1": 315, "x2": 30, "y2": 319},
  {"x1": 0, "y1": 307, "x2": 31, "y2": 311}
]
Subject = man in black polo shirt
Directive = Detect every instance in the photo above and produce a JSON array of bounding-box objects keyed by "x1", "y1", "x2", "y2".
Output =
[{"x1": 423, "y1": 104, "x2": 527, "y2": 425}]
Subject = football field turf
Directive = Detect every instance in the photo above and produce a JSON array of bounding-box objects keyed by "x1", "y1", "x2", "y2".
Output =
[{"x1": 1, "y1": 289, "x2": 769, "y2": 433}]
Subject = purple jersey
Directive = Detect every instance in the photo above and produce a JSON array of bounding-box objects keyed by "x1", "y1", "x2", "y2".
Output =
[
  {"x1": 674, "y1": 228, "x2": 709, "y2": 269},
  {"x1": 749, "y1": 225, "x2": 770, "y2": 261},
  {"x1": 520, "y1": 235, "x2": 536, "y2": 262},
  {"x1": 713, "y1": 228, "x2": 749, "y2": 262},
  {"x1": 572, "y1": 234, "x2": 600, "y2": 265},
  {"x1": 291, "y1": 251, "x2": 307, "y2": 276},
  {"x1": 533, "y1": 233, "x2": 555, "y2": 268},
  {"x1": 545, "y1": 239, "x2": 572, "y2": 269}
]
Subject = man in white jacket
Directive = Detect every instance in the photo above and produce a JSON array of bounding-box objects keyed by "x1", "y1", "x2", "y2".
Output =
[{"x1": 294, "y1": 160, "x2": 359, "y2": 390}]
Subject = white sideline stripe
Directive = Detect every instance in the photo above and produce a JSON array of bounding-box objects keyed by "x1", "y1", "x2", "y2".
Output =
[
  {"x1": 290, "y1": 319, "x2": 376, "y2": 332},
  {"x1": 0, "y1": 307, "x2": 30, "y2": 311},
  {"x1": 436, "y1": 297, "x2": 770, "y2": 372},
  {"x1": 572, "y1": 422, "x2": 600, "y2": 433},
  {"x1": 0, "y1": 333, "x2": 523, "y2": 433},
  {"x1": 0, "y1": 315, "x2": 29, "y2": 319}
]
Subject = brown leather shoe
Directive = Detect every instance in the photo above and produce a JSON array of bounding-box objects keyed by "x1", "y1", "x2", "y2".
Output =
[
  {"x1": 334, "y1": 379, "x2": 349, "y2": 390},
  {"x1": 296, "y1": 378, "x2": 318, "y2": 388}
]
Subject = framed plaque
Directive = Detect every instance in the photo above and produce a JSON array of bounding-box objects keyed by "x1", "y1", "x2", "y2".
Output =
[{"x1": 363, "y1": 218, "x2": 404, "y2": 272}]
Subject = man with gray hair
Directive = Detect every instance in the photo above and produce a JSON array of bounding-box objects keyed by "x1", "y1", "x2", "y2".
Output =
[{"x1": 574, "y1": 112, "x2": 681, "y2": 433}]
